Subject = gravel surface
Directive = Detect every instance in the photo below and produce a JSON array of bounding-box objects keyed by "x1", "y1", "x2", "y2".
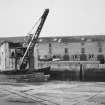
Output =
[{"x1": 0, "y1": 81, "x2": 105, "y2": 105}]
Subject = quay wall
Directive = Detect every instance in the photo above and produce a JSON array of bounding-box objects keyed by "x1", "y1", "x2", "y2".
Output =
[{"x1": 39, "y1": 61, "x2": 105, "y2": 81}]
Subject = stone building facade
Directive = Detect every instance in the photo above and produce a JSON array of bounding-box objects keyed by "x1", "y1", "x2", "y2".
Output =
[
  {"x1": 38, "y1": 35, "x2": 105, "y2": 63},
  {"x1": 0, "y1": 35, "x2": 105, "y2": 63}
]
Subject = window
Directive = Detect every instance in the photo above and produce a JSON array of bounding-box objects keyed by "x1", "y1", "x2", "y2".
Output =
[
  {"x1": 10, "y1": 49, "x2": 15, "y2": 57},
  {"x1": 65, "y1": 48, "x2": 68, "y2": 54},
  {"x1": 49, "y1": 43, "x2": 52, "y2": 47},
  {"x1": 81, "y1": 42, "x2": 85, "y2": 46},
  {"x1": 49, "y1": 43, "x2": 52, "y2": 55},
  {"x1": 99, "y1": 47, "x2": 102, "y2": 53},
  {"x1": 81, "y1": 48, "x2": 85, "y2": 53}
]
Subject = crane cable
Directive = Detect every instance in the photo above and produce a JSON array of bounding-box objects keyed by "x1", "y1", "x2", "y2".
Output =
[{"x1": 27, "y1": 16, "x2": 41, "y2": 36}]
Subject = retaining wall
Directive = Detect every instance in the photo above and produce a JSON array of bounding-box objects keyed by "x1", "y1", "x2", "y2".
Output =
[{"x1": 39, "y1": 61, "x2": 105, "y2": 81}]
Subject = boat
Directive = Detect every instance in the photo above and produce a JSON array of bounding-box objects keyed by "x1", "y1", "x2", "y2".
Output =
[
  {"x1": 0, "y1": 67, "x2": 50, "y2": 82},
  {"x1": 1, "y1": 66, "x2": 50, "y2": 75}
]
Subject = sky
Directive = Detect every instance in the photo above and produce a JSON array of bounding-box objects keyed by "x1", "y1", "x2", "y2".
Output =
[{"x1": 0, "y1": 0, "x2": 105, "y2": 37}]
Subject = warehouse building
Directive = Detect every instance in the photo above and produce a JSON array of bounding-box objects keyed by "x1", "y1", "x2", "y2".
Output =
[
  {"x1": 0, "y1": 35, "x2": 105, "y2": 63},
  {"x1": 38, "y1": 35, "x2": 105, "y2": 63}
]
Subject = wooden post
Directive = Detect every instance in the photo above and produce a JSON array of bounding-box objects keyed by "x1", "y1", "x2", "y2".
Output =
[
  {"x1": 80, "y1": 64, "x2": 83, "y2": 81},
  {"x1": 34, "y1": 44, "x2": 39, "y2": 70},
  {"x1": 29, "y1": 49, "x2": 34, "y2": 71}
]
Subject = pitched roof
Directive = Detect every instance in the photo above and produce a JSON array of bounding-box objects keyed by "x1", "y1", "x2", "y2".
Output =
[
  {"x1": 0, "y1": 35, "x2": 105, "y2": 44},
  {"x1": 0, "y1": 36, "x2": 25, "y2": 43}
]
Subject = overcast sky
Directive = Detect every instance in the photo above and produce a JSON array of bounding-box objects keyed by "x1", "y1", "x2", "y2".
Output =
[{"x1": 0, "y1": 0, "x2": 105, "y2": 37}]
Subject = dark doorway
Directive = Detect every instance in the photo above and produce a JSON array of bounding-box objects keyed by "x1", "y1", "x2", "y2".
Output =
[
  {"x1": 97, "y1": 54, "x2": 104, "y2": 64},
  {"x1": 80, "y1": 54, "x2": 87, "y2": 61}
]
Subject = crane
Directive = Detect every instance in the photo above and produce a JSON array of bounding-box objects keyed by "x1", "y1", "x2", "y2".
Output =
[{"x1": 20, "y1": 8, "x2": 49, "y2": 70}]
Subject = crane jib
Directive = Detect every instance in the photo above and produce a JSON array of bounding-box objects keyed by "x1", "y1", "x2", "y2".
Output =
[{"x1": 20, "y1": 8, "x2": 49, "y2": 69}]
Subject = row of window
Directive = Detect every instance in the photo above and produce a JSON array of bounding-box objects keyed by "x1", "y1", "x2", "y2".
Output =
[
  {"x1": 39, "y1": 54, "x2": 105, "y2": 63},
  {"x1": 64, "y1": 48, "x2": 103, "y2": 54}
]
